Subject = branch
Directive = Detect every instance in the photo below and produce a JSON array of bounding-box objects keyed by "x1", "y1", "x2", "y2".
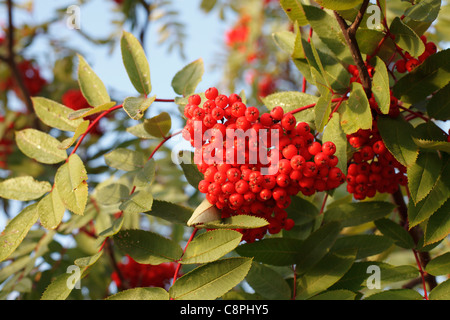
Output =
[
  {"x1": 334, "y1": 0, "x2": 372, "y2": 96},
  {"x1": 5, "y1": 0, "x2": 34, "y2": 114}
]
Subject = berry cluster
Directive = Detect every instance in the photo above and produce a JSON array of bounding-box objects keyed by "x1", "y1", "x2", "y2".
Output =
[
  {"x1": 2, "y1": 60, "x2": 46, "y2": 99},
  {"x1": 62, "y1": 89, "x2": 103, "y2": 135},
  {"x1": 111, "y1": 255, "x2": 177, "y2": 290},
  {"x1": 0, "y1": 115, "x2": 15, "y2": 169},
  {"x1": 395, "y1": 35, "x2": 437, "y2": 73},
  {"x1": 346, "y1": 122, "x2": 407, "y2": 200},
  {"x1": 182, "y1": 87, "x2": 345, "y2": 242}
]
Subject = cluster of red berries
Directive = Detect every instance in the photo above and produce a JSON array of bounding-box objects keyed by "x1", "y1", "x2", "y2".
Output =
[
  {"x1": 395, "y1": 35, "x2": 437, "y2": 73},
  {"x1": 111, "y1": 255, "x2": 177, "y2": 290},
  {"x1": 182, "y1": 87, "x2": 345, "y2": 242},
  {"x1": 62, "y1": 89, "x2": 103, "y2": 135},
  {"x1": 346, "y1": 122, "x2": 407, "y2": 200},
  {"x1": 2, "y1": 60, "x2": 46, "y2": 99},
  {"x1": 0, "y1": 115, "x2": 15, "y2": 169}
]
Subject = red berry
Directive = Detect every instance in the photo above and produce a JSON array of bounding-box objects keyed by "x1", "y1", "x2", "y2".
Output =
[
  {"x1": 188, "y1": 94, "x2": 201, "y2": 106},
  {"x1": 406, "y1": 59, "x2": 420, "y2": 72},
  {"x1": 270, "y1": 106, "x2": 284, "y2": 121},
  {"x1": 205, "y1": 87, "x2": 219, "y2": 100}
]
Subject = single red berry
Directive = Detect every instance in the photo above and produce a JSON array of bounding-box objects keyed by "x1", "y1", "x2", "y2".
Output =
[
  {"x1": 188, "y1": 94, "x2": 201, "y2": 106},
  {"x1": 322, "y1": 141, "x2": 336, "y2": 156},
  {"x1": 284, "y1": 218, "x2": 295, "y2": 231},
  {"x1": 215, "y1": 94, "x2": 229, "y2": 109},
  {"x1": 308, "y1": 141, "x2": 322, "y2": 156},
  {"x1": 270, "y1": 106, "x2": 284, "y2": 121},
  {"x1": 245, "y1": 106, "x2": 259, "y2": 123},
  {"x1": 282, "y1": 144, "x2": 298, "y2": 160},
  {"x1": 406, "y1": 59, "x2": 420, "y2": 72},
  {"x1": 281, "y1": 113, "x2": 296, "y2": 131},
  {"x1": 205, "y1": 87, "x2": 219, "y2": 100},
  {"x1": 260, "y1": 113, "x2": 274, "y2": 127}
]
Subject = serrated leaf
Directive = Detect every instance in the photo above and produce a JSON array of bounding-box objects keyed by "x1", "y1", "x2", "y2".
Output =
[
  {"x1": 145, "y1": 199, "x2": 193, "y2": 225},
  {"x1": 295, "y1": 222, "x2": 342, "y2": 274},
  {"x1": 272, "y1": 25, "x2": 304, "y2": 59},
  {"x1": 390, "y1": 17, "x2": 425, "y2": 58},
  {"x1": 197, "y1": 215, "x2": 269, "y2": 230},
  {"x1": 119, "y1": 190, "x2": 153, "y2": 215},
  {"x1": 246, "y1": 262, "x2": 291, "y2": 300},
  {"x1": 314, "y1": 90, "x2": 333, "y2": 133},
  {"x1": 408, "y1": 158, "x2": 450, "y2": 228},
  {"x1": 95, "y1": 183, "x2": 130, "y2": 205},
  {"x1": 133, "y1": 158, "x2": 156, "y2": 187},
  {"x1": 426, "y1": 83, "x2": 450, "y2": 120},
  {"x1": 104, "y1": 148, "x2": 146, "y2": 171},
  {"x1": 114, "y1": 229, "x2": 183, "y2": 265},
  {"x1": 412, "y1": 138, "x2": 450, "y2": 154},
  {"x1": 323, "y1": 201, "x2": 395, "y2": 227},
  {"x1": 180, "y1": 159, "x2": 203, "y2": 189},
  {"x1": 187, "y1": 198, "x2": 222, "y2": 227},
  {"x1": 235, "y1": 238, "x2": 303, "y2": 266},
  {"x1": 364, "y1": 289, "x2": 423, "y2": 300},
  {"x1": 106, "y1": 287, "x2": 169, "y2": 300},
  {"x1": 371, "y1": 56, "x2": 390, "y2": 114},
  {"x1": 126, "y1": 123, "x2": 159, "y2": 140},
  {"x1": 424, "y1": 198, "x2": 450, "y2": 245},
  {"x1": 339, "y1": 82, "x2": 372, "y2": 134},
  {"x1": 377, "y1": 116, "x2": 419, "y2": 168},
  {"x1": 37, "y1": 186, "x2": 65, "y2": 230},
  {"x1": 425, "y1": 252, "x2": 450, "y2": 276},
  {"x1": 121, "y1": 31, "x2": 152, "y2": 95},
  {"x1": 296, "y1": 249, "x2": 356, "y2": 300},
  {"x1": 77, "y1": 54, "x2": 110, "y2": 107},
  {"x1": 392, "y1": 49, "x2": 450, "y2": 104},
  {"x1": 143, "y1": 112, "x2": 171, "y2": 138},
  {"x1": 429, "y1": 279, "x2": 450, "y2": 300},
  {"x1": 404, "y1": 0, "x2": 441, "y2": 23},
  {"x1": 308, "y1": 289, "x2": 356, "y2": 300},
  {"x1": 0, "y1": 176, "x2": 51, "y2": 201},
  {"x1": 0, "y1": 203, "x2": 39, "y2": 262},
  {"x1": 16, "y1": 129, "x2": 68, "y2": 164},
  {"x1": 74, "y1": 251, "x2": 103, "y2": 268},
  {"x1": 322, "y1": 113, "x2": 348, "y2": 174},
  {"x1": 68, "y1": 101, "x2": 116, "y2": 120},
  {"x1": 54, "y1": 154, "x2": 88, "y2": 216},
  {"x1": 331, "y1": 235, "x2": 394, "y2": 259},
  {"x1": 374, "y1": 218, "x2": 415, "y2": 249},
  {"x1": 32, "y1": 97, "x2": 84, "y2": 132},
  {"x1": 171, "y1": 58, "x2": 204, "y2": 96},
  {"x1": 280, "y1": 0, "x2": 308, "y2": 26},
  {"x1": 315, "y1": 0, "x2": 363, "y2": 10},
  {"x1": 59, "y1": 120, "x2": 89, "y2": 150},
  {"x1": 169, "y1": 257, "x2": 252, "y2": 300},
  {"x1": 181, "y1": 229, "x2": 242, "y2": 264},
  {"x1": 41, "y1": 267, "x2": 86, "y2": 300},
  {"x1": 407, "y1": 151, "x2": 442, "y2": 204},
  {"x1": 123, "y1": 95, "x2": 155, "y2": 120}
]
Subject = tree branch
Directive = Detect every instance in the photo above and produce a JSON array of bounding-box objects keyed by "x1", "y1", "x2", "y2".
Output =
[{"x1": 334, "y1": 0, "x2": 372, "y2": 96}]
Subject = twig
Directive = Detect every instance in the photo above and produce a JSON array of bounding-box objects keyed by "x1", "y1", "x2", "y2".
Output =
[{"x1": 334, "y1": 0, "x2": 372, "y2": 96}]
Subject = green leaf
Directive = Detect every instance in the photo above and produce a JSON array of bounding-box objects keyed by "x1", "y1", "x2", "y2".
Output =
[
  {"x1": 407, "y1": 151, "x2": 442, "y2": 204},
  {"x1": 364, "y1": 289, "x2": 423, "y2": 300},
  {"x1": 126, "y1": 123, "x2": 160, "y2": 140},
  {"x1": 196, "y1": 215, "x2": 269, "y2": 230},
  {"x1": 308, "y1": 289, "x2": 356, "y2": 300},
  {"x1": 0, "y1": 176, "x2": 51, "y2": 201},
  {"x1": 133, "y1": 158, "x2": 156, "y2": 187},
  {"x1": 145, "y1": 199, "x2": 193, "y2": 225},
  {"x1": 262, "y1": 91, "x2": 319, "y2": 112},
  {"x1": 74, "y1": 251, "x2": 104, "y2": 268},
  {"x1": 371, "y1": 57, "x2": 390, "y2": 115},
  {"x1": 315, "y1": 0, "x2": 363, "y2": 10},
  {"x1": 171, "y1": 58, "x2": 204, "y2": 96},
  {"x1": 331, "y1": 235, "x2": 394, "y2": 259},
  {"x1": 280, "y1": 0, "x2": 308, "y2": 26},
  {"x1": 119, "y1": 190, "x2": 153, "y2": 215},
  {"x1": 104, "y1": 148, "x2": 146, "y2": 171},
  {"x1": 323, "y1": 201, "x2": 395, "y2": 228},
  {"x1": 408, "y1": 158, "x2": 450, "y2": 228},
  {"x1": 16, "y1": 128, "x2": 68, "y2": 164},
  {"x1": 169, "y1": 257, "x2": 252, "y2": 300},
  {"x1": 41, "y1": 268, "x2": 86, "y2": 300},
  {"x1": 114, "y1": 229, "x2": 183, "y2": 265},
  {"x1": 272, "y1": 25, "x2": 305, "y2": 60},
  {"x1": 77, "y1": 54, "x2": 110, "y2": 107},
  {"x1": 235, "y1": 238, "x2": 303, "y2": 266},
  {"x1": 429, "y1": 279, "x2": 450, "y2": 300},
  {"x1": 425, "y1": 252, "x2": 450, "y2": 276},
  {"x1": 54, "y1": 154, "x2": 88, "y2": 215},
  {"x1": 246, "y1": 262, "x2": 291, "y2": 300},
  {"x1": 424, "y1": 198, "x2": 450, "y2": 245},
  {"x1": 314, "y1": 90, "x2": 333, "y2": 133},
  {"x1": 180, "y1": 159, "x2": 203, "y2": 190},
  {"x1": 296, "y1": 249, "x2": 356, "y2": 300},
  {"x1": 187, "y1": 198, "x2": 222, "y2": 227},
  {"x1": 32, "y1": 97, "x2": 85, "y2": 132},
  {"x1": 59, "y1": 120, "x2": 89, "y2": 150},
  {"x1": 404, "y1": 0, "x2": 441, "y2": 23},
  {"x1": 374, "y1": 218, "x2": 415, "y2": 249},
  {"x1": 106, "y1": 287, "x2": 169, "y2": 300},
  {"x1": 95, "y1": 183, "x2": 130, "y2": 205},
  {"x1": 339, "y1": 82, "x2": 372, "y2": 134},
  {"x1": 295, "y1": 222, "x2": 342, "y2": 274},
  {"x1": 143, "y1": 112, "x2": 172, "y2": 138},
  {"x1": 181, "y1": 229, "x2": 242, "y2": 264},
  {"x1": 123, "y1": 95, "x2": 155, "y2": 120},
  {"x1": 378, "y1": 264, "x2": 419, "y2": 286},
  {"x1": 37, "y1": 186, "x2": 66, "y2": 230},
  {"x1": 0, "y1": 203, "x2": 39, "y2": 262},
  {"x1": 121, "y1": 31, "x2": 152, "y2": 95},
  {"x1": 390, "y1": 17, "x2": 425, "y2": 58},
  {"x1": 412, "y1": 138, "x2": 450, "y2": 154},
  {"x1": 377, "y1": 116, "x2": 419, "y2": 168},
  {"x1": 68, "y1": 101, "x2": 116, "y2": 120},
  {"x1": 323, "y1": 113, "x2": 348, "y2": 174},
  {"x1": 392, "y1": 49, "x2": 450, "y2": 104},
  {"x1": 426, "y1": 83, "x2": 450, "y2": 120}
]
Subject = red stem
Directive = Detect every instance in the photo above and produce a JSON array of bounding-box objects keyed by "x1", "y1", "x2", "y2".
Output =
[
  {"x1": 413, "y1": 249, "x2": 429, "y2": 300},
  {"x1": 155, "y1": 98, "x2": 175, "y2": 103},
  {"x1": 171, "y1": 228, "x2": 199, "y2": 290},
  {"x1": 398, "y1": 105, "x2": 429, "y2": 122},
  {"x1": 287, "y1": 97, "x2": 346, "y2": 115}
]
